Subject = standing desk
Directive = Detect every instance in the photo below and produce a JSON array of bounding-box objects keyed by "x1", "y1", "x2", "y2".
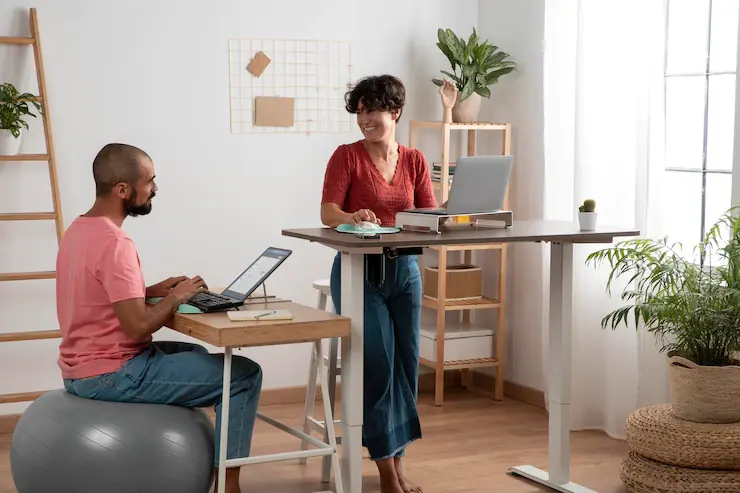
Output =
[
  {"x1": 282, "y1": 220, "x2": 639, "y2": 493},
  {"x1": 165, "y1": 300, "x2": 351, "y2": 493}
]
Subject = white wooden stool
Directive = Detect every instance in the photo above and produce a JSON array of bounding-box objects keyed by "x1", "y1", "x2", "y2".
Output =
[{"x1": 300, "y1": 279, "x2": 342, "y2": 484}]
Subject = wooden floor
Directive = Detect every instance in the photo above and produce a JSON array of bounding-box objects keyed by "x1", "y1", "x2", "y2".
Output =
[{"x1": 0, "y1": 388, "x2": 628, "y2": 493}]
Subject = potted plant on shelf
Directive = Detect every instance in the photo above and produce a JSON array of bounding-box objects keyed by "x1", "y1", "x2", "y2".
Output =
[
  {"x1": 578, "y1": 199, "x2": 597, "y2": 231},
  {"x1": 0, "y1": 82, "x2": 43, "y2": 156},
  {"x1": 586, "y1": 206, "x2": 740, "y2": 424},
  {"x1": 431, "y1": 28, "x2": 516, "y2": 123}
]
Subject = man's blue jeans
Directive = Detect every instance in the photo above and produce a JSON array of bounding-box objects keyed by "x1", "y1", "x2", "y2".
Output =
[{"x1": 63, "y1": 341, "x2": 262, "y2": 467}]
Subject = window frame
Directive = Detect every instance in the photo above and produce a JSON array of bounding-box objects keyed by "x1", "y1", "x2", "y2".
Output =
[{"x1": 663, "y1": 0, "x2": 738, "y2": 257}]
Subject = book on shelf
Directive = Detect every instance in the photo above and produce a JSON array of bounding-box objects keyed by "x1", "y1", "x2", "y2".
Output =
[
  {"x1": 432, "y1": 163, "x2": 456, "y2": 171},
  {"x1": 431, "y1": 175, "x2": 453, "y2": 183}
]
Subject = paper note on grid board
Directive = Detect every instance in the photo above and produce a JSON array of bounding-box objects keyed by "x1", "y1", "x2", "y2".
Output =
[
  {"x1": 254, "y1": 97, "x2": 295, "y2": 127},
  {"x1": 228, "y1": 37, "x2": 354, "y2": 134}
]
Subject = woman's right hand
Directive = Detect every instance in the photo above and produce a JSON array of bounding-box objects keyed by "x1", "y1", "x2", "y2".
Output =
[{"x1": 351, "y1": 208, "x2": 380, "y2": 225}]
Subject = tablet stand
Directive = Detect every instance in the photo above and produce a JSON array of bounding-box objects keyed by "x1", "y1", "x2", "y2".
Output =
[{"x1": 244, "y1": 282, "x2": 272, "y2": 303}]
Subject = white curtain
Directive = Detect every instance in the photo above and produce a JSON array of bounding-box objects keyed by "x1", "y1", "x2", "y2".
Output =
[{"x1": 541, "y1": 0, "x2": 672, "y2": 438}]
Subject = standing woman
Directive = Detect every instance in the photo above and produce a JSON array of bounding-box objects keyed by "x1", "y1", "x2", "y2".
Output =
[{"x1": 319, "y1": 75, "x2": 438, "y2": 493}]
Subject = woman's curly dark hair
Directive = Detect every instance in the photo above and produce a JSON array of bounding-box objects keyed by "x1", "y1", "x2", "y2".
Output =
[{"x1": 345, "y1": 75, "x2": 406, "y2": 122}]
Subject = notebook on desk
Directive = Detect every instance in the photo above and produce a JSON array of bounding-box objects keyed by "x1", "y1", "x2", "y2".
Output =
[{"x1": 227, "y1": 309, "x2": 294, "y2": 321}]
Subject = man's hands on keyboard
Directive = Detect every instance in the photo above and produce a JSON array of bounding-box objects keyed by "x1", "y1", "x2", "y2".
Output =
[
  {"x1": 171, "y1": 276, "x2": 209, "y2": 303},
  {"x1": 146, "y1": 276, "x2": 189, "y2": 298}
]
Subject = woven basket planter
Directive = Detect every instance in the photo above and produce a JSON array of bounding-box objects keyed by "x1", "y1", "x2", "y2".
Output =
[
  {"x1": 625, "y1": 404, "x2": 740, "y2": 470},
  {"x1": 669, "y1": 355, "x2": 740, "y2": 424},
  {"x1": 620, "y1": 451, "x2": 740, "y2": 493}
]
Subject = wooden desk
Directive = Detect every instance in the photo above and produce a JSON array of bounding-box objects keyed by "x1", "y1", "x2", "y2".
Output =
[
  {"x1": 166, "y1": 301, "x2": 350, "y2": 493},
  {"x1": 170, "y1": 301, "x2": 349, "y2": 347},
  {"x1": 283, "y1": 220, "x2": 639, "y2": 493}
]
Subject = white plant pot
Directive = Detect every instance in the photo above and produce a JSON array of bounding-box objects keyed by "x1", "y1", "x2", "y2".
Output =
[
  {"x1": 578, "y1": 212, "x2": 597, "y2": 231},
  {"x1": 0, "y1": 129, "x2": 22, "y2": 156},
  {"x1": 452, "y1": 92, "x2": 482, "y2": 123}
]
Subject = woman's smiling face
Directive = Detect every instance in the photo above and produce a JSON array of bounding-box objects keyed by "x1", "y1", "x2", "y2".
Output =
[{"x1": 356, "y1": 100, "x2": 399, "y2": 143}]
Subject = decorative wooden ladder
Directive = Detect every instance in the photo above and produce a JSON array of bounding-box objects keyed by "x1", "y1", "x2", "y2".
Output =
[{"x1": 0, "y1": 8, "x2": 64, "y2": 406}]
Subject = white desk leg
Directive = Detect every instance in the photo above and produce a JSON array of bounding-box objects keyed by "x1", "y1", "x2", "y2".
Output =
[
  {"x1": 217, "y1": 347, "x2": 232, "y2": 493},
  {"x1": 510, "y1": 242, "x2": 597, "y2": 493},
  {"x1": 340, "y1": 251, "x2": 364, "y2": 493}
]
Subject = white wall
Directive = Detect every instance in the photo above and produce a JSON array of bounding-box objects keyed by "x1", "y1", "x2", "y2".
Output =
[
  {"x1": 0, "y1": 0, "x2": 479, "y2": 415},
  {"x1": 475, "y1": 0, "x2": 547, "y2": 391}
]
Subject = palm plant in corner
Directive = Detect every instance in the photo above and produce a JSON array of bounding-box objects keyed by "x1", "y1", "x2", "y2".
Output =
[
  {"x1": 432, "y1": 28, "x2": 516, "y2": 123},
  {"x1": 586, "y1": 205, "x2": 740, "y2": 424}
]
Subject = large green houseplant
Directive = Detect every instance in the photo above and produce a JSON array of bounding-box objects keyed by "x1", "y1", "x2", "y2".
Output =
[
  {"x1": 432, "y1": 28, "x2": 516, "y2": 123},
  {"x1": 586, "y1": 206, "x2": 740, "y2": 423},
  {"x1": 0, "y1": 82, "x2": 43, "y2": 156}
]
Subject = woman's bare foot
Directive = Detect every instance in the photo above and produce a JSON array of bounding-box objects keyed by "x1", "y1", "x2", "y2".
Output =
[
  {"x1": 376, "y1": 458, "x2": 406, "y2": 493},
  {"x1": 212, "y1": 467, "x2": 242, "y2": 493},
  {"x1": 395, "y1": 457, "x2": 423, "y2": 493}
]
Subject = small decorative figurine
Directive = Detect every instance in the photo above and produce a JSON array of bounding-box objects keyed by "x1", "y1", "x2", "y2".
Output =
[{"x1": 439, "y1": 79, "x2": 457, "y2": 123}]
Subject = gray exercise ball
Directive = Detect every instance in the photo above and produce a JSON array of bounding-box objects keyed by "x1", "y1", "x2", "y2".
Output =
[{"x1": 11, "y1": 389, "x2": 215, "y2": 493}]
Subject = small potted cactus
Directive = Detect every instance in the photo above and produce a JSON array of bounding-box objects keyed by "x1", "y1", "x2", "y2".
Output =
[{"x1": 578, "y1": 199, "x2": 597, "y2": 231}]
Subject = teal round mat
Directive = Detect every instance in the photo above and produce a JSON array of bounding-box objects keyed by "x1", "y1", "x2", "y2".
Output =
[
  {"x1": 335, "y1": 223, "x2": 400, "y2": 234},
  {"x1": 146, "y1": 297, "x2": 203, "y2": 314}
]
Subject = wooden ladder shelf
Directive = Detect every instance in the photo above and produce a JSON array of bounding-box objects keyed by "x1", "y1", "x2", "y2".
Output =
[{"x1": 0, "y1": 8, "x2": 64, "y2": 406}]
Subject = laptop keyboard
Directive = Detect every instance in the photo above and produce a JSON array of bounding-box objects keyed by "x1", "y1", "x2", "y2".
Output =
[{"x1": 189, "y1": 292, "x2": 233, "y2": 307}]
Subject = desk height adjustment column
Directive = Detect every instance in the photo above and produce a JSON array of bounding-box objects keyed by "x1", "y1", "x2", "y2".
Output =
[
  {"x1": 510, "y1": 240, "x2": 596, "y2": 493},
  {"x1": 339, "y1": 251, "x2": 365, "y2": 493}
]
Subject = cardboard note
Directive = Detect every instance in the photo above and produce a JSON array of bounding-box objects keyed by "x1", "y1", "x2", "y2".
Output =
[
  {"x1": 254, "y1": 96, "x2": 295, "y2": 127},
  {"x1": 246, "y1": 51, "x2": 271, "y2": 77}
]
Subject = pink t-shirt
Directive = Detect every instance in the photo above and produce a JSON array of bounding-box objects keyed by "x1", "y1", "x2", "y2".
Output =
[{"x1": 56, "y1": 216, "x2": 149, "y2": 379}]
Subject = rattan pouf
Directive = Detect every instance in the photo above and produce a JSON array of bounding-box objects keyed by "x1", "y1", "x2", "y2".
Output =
[
  {"x1": 625, "y1": 404, "x2": 740, "y2": 470},
  {"x1": 620, "y1": 451, "x2": 740, "y2": 493}
]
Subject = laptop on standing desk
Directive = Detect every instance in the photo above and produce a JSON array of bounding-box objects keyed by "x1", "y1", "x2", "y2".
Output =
[{"x1": 408, "y1": 155, "x2": 514, "y2": 215}]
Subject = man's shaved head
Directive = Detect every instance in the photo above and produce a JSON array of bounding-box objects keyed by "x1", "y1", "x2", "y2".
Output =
[
  {"x1": 92, "y1": 143, "x2": 151, "y2": 197},
  {"x1": 91, "y1": 143, "x2": 158, "y2": 217}
]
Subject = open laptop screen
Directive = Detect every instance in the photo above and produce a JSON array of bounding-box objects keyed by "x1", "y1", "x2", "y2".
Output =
[{"x1": 221, "y1": 247, "x2": 292, "y2": 301}]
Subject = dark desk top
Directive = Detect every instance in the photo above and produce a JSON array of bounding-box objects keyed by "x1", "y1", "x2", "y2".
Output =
[{"x1": 282, "y1": 220, "x2": 640, "y2": 249}]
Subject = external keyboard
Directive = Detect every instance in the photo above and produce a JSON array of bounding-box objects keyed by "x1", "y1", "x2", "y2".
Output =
[{"x1": 190, "y1": 292, "x2": 233, "y2": 306}]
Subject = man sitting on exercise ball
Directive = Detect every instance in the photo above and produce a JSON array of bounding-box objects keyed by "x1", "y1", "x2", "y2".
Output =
[{"x1": 55, "y1": 143, "x2": 261, "y2": 493}]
